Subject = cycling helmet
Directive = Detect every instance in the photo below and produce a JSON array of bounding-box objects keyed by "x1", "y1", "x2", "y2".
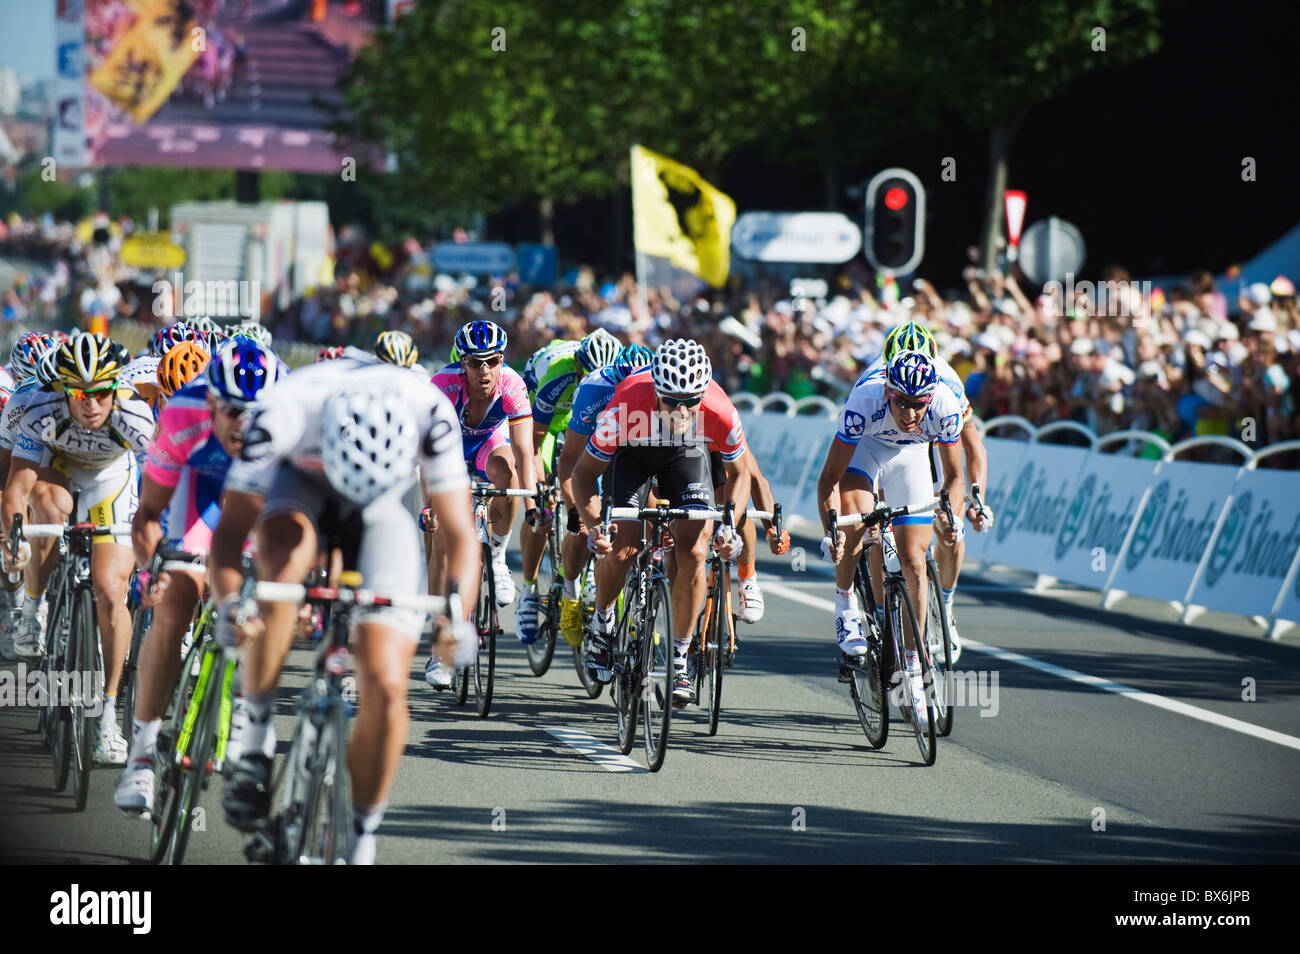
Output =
[
  {"x1": 228, "y1": 322, "x2": 273, "y2": 348},
  {"x1": 150, "y1": 322, "x2": 193, "y2": 357},
  {"x1": 36, "y1": 347, "x2": 62, "y2": 388},
  {"x1": 883, "y1": 321, "x2": 937, "y2": 362},
  {"x1": 885, "y1": 350, "x2": 939, "y2": 398},
  {"x1": 54, "y1": 332, "x2": 130, "y2": 387},
  {"x1": 449, "y1": 343, "x2": 461, "y2": 364},
  {"x1": 50, "y1": 330, "x2": 71, "y2": 346},
  {"x1": 453, "y1": 320, "x2": 507, "y2": 359},
  {"x1": 613, "y1": 343, "x2": 654, "y2": 378},
  {"x1": 375, "y1": 330, "x2": 418, "y2": 367},
  {"x1": 157, "y1": 341, "x2": 211, "y2": 396},
  {"x1": 320, "y1": 389, "x2": 419, "y2": 505},
  {"x1": 9, "y1": 333, "x2": 55, "y2": 385},
  {"x1": 208, "y1": 338, "x2": 285, "y2": 408},
  {"x1": 316, "y1": 346, "x2": 345, "y2": 362},
  {"x1": 576, "y1": 328, "x2": 620, "y2": 373},
  {"x1": 189, "y1": 316, "x2": 226, "y2": 352},
  {"x1": 651, "y1": 338, "x2": 712, "y2": 398}
]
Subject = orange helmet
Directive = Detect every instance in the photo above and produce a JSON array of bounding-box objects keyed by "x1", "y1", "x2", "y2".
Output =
[{"x1": 157, "y1": 341, "x2": 211, "y2": 396}]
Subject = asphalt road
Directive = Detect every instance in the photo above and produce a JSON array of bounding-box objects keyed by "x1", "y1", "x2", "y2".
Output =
[{"x1": 2, "y1": 539, "x2": 1298, "y2": 865}]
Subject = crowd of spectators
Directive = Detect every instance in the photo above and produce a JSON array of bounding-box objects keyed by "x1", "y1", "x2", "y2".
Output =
[{"x1": 4, "y1": 211, "x2": 1299, "y2": 456}]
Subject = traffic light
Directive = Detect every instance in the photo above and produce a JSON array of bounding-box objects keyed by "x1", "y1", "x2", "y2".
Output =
[{"x1": 864, "y1": 168, "x2": 925, "y2": 274}]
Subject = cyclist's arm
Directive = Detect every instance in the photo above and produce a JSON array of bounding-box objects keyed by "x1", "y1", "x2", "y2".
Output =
[
  {"x1": 1, "y1": 458, "x2": 38, "y2": 544},
  {"x1": 0, "y1": 450, "x2": 10, "y2": 491},
  {"x1": 743, "y1": 452, "x2": 777, "y2": 522},
  {"x1": 131, "y1": 476, "x2": 174, "y2": 571},
  {"x1": 210, "y1": 488, "x2": 261, "y2": 603},
  {"x1": 720, "y1": 456, "x2": 751, "y2": 528},
  {"x1": 428, "y1": 484, "x2": 478, "y2": 611},
  {"x1": 937, "y1": 440, "x2": 966, "y2": 524},
  {"x1": 508, "y1": 417, "x2": 537, "y2": 491},
  {"x1": 573, "y1": 449, "x2": 609, "y2": 533},
  {"x1": 816, "y1": 437, "x2": 855, "y2": 531},
  {"x1": 557, "y1": 424, "x2": 585, "y2": 513},
  {"x1": 959, "y1": 421, "x2": 987, "y2": 488}
]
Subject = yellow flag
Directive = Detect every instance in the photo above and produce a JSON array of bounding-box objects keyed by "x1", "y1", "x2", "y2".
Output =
[
  {"x1": 631, "y1": 145, "x2": 736, "y2": 288},
  {"x1": 90, "y1": 0, "x2": 201, "y2": 125}
]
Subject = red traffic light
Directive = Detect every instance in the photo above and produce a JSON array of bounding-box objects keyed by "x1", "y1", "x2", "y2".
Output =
[{"x1": 883, "y1": 187, "x2": 909, "y2": 211}]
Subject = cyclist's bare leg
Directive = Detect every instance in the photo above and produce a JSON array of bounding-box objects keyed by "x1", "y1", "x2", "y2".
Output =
[
  {"x1": 593, "y1": 521, "x2": 638, "y2": 612},
  {"x1": 348, "y1": 620, "x2": 417, "y2": 808},
  {"x1": 562, "y1": 531, "x2": 588, "y2": 589},
  {"x1": 835, "y1": 474, "x2": 875, "y2": 593},
  {"x1": 90, "y1": 541, "x2": 135, "y2": 707},
  {"x1": 668, "y1": 518, "x2": 711, "y2": 648},
  {"x1": 135, "y1": 569, "x2": 202, "y2": 722},
  {"x1": 483, "y1": 448, "x2": 520, "y2": 542},
  {"x1": 28, "y1": 474, "x2": 71, "y2": 597},
  {"x1": 893, "y1": 521, "x2": 931, "y2": 652},
  {"x1": 934, "y1": 530, "x2": 962, "y2": 591},
  {"x1": 246, "y1": 511, "x2": 317, "y2": 694}
]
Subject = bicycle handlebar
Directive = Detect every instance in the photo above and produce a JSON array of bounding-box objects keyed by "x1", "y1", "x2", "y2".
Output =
[
  {"x1": 830, "y1": 497, "x2": 940, "y2": 529},
  {"x1": 21, "y1": 522, "x2": 134, "y2": 538},
  {"x1": 253, "y1": 580, "x2": 448, "y2": 613}
]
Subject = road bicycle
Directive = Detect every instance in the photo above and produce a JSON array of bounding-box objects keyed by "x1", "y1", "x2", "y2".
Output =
[
  {"x1": 525, "y1": 478, "x2": 561, "y2": 677},
  {"x1": 246, "y1": 573, "x2": 451, "y2": 864}
]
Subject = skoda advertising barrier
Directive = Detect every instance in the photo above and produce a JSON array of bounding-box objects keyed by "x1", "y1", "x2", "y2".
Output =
[
  {"x1": 1041, "y1": 454, "x2": 1159, "y2": 587},
  {"x1": 739, "y1": 412, "x2": 837, "y2": 525},
  {"x1": 1268, "y1": 543, "x2": 1300, "y2": 634},
  {"x1": 1184, "y1": 468, "x2": 1300, "y2": 619},
  {"x1": 1102, "y1": 460, "x2": 1239, "y2": 604},
  {"x1": 974, "y1": 443, "x2": 1089, "y2": 569},
  {"x1": 964, "y1": 436, "x2": 1032, "y2": 563}
]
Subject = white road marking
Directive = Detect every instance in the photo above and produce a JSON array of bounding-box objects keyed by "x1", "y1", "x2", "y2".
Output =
[
  {"x1": 545, "y1": 727, "x2": 648, "y2": 773},
  {"x1": 763, "y1": 580, "x2": 1300, "y2": 753}
]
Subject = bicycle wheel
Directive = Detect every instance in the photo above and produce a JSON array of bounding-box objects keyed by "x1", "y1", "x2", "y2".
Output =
[
  {"x1": 70, "y1": 587, "x2": 98, "y2": 812},
  {"x1": 889, "y1": 582, "x2": 936, "y2": 766},
  {"x1": 640, "y1": 575, "x2": 673, "y2": 772},
  {"x1": 525, "y1": 540, "x2": 559, "y2": 676},
  {"x1": 121, "y1": 604, "x2": 150, "y2": 740},
  {"x1": 613, "y1": 581, "x2": 640, "y2": 755},
  {"x1": 848, "y1": 611, "x2": 889, "y2": 749},
  {"x1": 46, "y1": 598, "x2": 72, "y2": 791},
  {"x1": 167, "y1": 641, "x2": 219, "y2": 864},
  {"x1": 925, "y1": 560, "x2": 955, "y2": 738},
  {"x1": 704, "y1": 570, "x2": 726, "y2": 736},
  {"x1": 279, "y1": 707, "x2": 318, "y2": 865},
  {"x1": 474, "y1": 547, "x2": 497, "y2": 718},
  {"x1": 151, "y1": 633, "x2": 202, "y2": 863},
  {"x1": 296, "y1": 701, "x2": 351, "y2": 865}
]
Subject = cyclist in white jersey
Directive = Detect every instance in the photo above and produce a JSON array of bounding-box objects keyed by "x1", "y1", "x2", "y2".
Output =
[
  {"x1": 210, "y1": 349, "x2": 478, "y2": 864},
  {"x1": 1, "y1": 333, "x2": 154, "y2": 764},
  {"x1": 816, "y1": 350, "x2": 965, "y2": 715}
]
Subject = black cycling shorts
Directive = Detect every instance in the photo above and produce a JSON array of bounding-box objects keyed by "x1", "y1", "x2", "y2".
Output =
[
  {"x1": 709, "y1": 450, "x2": 726, "y2": 489},
  {"x1": 608, "y1": 446, "x2": 715, "y2": 513}
]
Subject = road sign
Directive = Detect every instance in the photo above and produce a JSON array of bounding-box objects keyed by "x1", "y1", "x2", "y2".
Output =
[
  {"x1": 1018, "y1": 217, "x2": 1086, "y2": 285},
  {"x1": 432, "y1": 241, "x2": 514, "y2": 274},
  {"x1": 516, "y1": 244, "x2": 558, "y2": 285},
  {"x1": 864, "y1": 168, "x2": 925, "y2": 274},
  {"x1": 1004, "y1": 190, "x2": 1027, "y2": 260},
  {"x1": 732, "y1": 212, "x2": 862, "y2": 263},
  {"x1": 120, "y1": 231, "x2": 186, "y2": 269}
]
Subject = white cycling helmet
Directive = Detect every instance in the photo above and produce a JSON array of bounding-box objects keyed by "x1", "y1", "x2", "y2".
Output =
[
  {"x1": 577, "y1": 327, "x2": 621, "y2": 372},
  {"x1": 651, "y1": 338, "x2": 712, "y2": 398},
  {"x1": 320, "y1": 389, "x2": 419, "y2": 505}
]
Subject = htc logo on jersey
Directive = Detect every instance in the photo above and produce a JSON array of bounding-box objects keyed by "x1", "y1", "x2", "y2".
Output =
[{"x1": 49, "y1": 884, "x2": 151, "y2": 934}]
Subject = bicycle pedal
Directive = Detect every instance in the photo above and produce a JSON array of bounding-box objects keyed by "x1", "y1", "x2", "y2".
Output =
[
  {"x1": 244, "y1": 831, "x2": 275, "y2": 864},
  {"x1": 837, "y1": 664, "x2": 854, "y2": 684}
]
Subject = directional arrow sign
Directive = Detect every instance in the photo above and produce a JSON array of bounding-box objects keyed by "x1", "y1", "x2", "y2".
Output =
[
  {"x1": 432, "y1": 241, "x2": 514, "y2": 274},
  {"x1": 732, "y1": 212, "x2": 862, "y2": 264}
]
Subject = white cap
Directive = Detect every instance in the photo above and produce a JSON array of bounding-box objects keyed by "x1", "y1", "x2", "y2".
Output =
[
  {"x1": 1070, "y1": 337, "x2": 1094, "y2": 356},
  {"x1": 975, "y1": 331, "x2": 1002, "y2": 352},
  {"x1": 1184, "y1": 329, "x2": 1212, "y2": 350},
  {"x1": 1248, "y1": 282, "x2": 1272, "y2": 306},
  {"x1": 946, "y1": 302, "x2": 973, "y2": 328},
  {"x1": 1099, "y1": 360, "x2": 1136, "y2": 390},
  {"x1": 1248, "y1": 307, "x2": 1278, "y2": 333}
]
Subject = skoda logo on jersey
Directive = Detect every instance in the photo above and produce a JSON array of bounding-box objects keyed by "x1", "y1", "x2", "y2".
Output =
[
  {"x1": 1124, "y1": 480, "x2": 1167, "y2": 570},
  {"x1": 843, "y1": 410, "x2": 866, "y2": 437},
  {"x1": 1054, "y1": 473, "x2": 1094, "y2": 560},
  {"x1": 997, "y1": 462, "x2": 1033, "y2": 543},
  {"x1": 1204, "y1": 492, "x2": 1251, "y2": 588}
]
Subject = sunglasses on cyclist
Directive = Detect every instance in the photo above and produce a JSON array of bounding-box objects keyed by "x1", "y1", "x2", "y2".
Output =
[
  {"x1": 216, "y1": 401, "x2": 246, "y2": 420},
  {"x1": 659, "y1": 394, "x2": 702, "y2": 409},
  {"x1": 463, "y1": 354, "x2": 504, "y2": 370},
  {"x1": 887, "y1": 389, "x2": 932, "y2": 412},
  {"x1": 66, "y1": 384, "x2": 116, "y2": 402}
]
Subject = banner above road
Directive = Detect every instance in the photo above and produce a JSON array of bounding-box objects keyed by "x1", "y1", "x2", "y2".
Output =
[{"x1": 732, "y1": 212, "x2": 862, "y2": 264}]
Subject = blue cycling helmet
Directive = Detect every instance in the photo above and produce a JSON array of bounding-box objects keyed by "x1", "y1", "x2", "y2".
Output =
[
  {"x1": 453, "y1": 320, "x2": 507, "y2": 359},
  {"x1": 885, "y1": 350, "x2": 938, "y2": 398},
  {"x1": 207, "y1": 338, "x2": 285, "y2": 408},
  {"x1": 613, "y1": 343, "x2": 653, "y2": 378}
]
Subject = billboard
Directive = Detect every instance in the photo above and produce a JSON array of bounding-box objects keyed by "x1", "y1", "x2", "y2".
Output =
[{"x1": 81, "y1": 0, "x2": 382, "y2": 173}]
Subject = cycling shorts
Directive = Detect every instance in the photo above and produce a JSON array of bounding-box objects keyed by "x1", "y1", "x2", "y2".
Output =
[
  {"x1": 464, "y1": 422, "x2": 509, "y2": 482},
  {"x1": 845, "y1": 439, "x2": 934, "y2": 527},
  {"x1": 607, "y1": 445, "x2": 715, "y2": 515},
  {"x1": 48, "y1": 451, "x2": 138, "y2": 545}
]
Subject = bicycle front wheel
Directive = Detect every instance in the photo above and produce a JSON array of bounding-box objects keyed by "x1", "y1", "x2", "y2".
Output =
[
  {"x1": 640, "y1": 575, "x2": 673, "y2": 772},
  {"x1": 925, "y1": 561, "x2": 954, "y2": 738},
  {"x1": 703, "y1": 572, "x2": 726, "y2": 736},
  {"x1": 474, "y1": 548, "x2": 497, "y2": 718},
  {"x1": 613, "y1": 591, "x2": 639, "y2": 755},
  {"x1": 890, "y1": 582, "x2": 936, "y2": 766},
  {"x1": 121, "y1": 603, "x2": 151, "y2": 737},
  {"x1": 45, "y1": 587, "x2": 72, "y2": 791},
  {"x1": 167, "y1": 641, "x2": 220, "y2": 864},
  {"x1": 70, "y1": 587, "x2": 98, "y2": 812},
  {"x1": 297, "y1": 701, "x2": 351, "y2": 865}
]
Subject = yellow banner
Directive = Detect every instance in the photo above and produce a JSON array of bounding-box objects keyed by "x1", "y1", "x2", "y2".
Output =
[
  {"x1": 121, "y1": 231, "x2": 186, "y2": 269},
  {"x1": 631, "y1": 145, "x2": 736, "y2": 288},
  {"x1": 89, "y1": 0, "x2": 201, "y2": 124}
]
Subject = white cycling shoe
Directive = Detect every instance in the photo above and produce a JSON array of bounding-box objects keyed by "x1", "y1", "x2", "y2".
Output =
[
  {"x1": 93, "y1": 715, "x2": 128, "y2": 766},
  {"x1": 425, "y1": 657, "x2": 454, "y2": 690},
  {"x1": 114, "y1": 760, "x2": 155, "y2": 816},
  {"x1": 835, "y1": 612, "x2": 868, "y2": 657},
  {"x1": 490, "y1": 550, "x2": 516, "y2": 606},
  {"x1": 737, "y1": 577, "x2": 764, "y2": 624},
  {"x1": 13, "y1": 614, "x2": 46, "y2": 660}
]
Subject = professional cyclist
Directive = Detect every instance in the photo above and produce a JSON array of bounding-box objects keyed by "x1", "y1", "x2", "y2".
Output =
[
  {"x1": 515, "y1": 328, "x2": 620, "y2": 644},
  {"x1": 113, "y1": 339, "x2": 280, "y2": 815},
  {"x1": 375, "y1": 329, "x2": 419, "y2": 368},
  {"x1": 423, "y1": 321, "x2": 537, "y2": 688},
  {"x1": 574, "y1": 339, "x2": 751, "y2": 706},
  {"x1": 859, "y1": 321, "x2": 993, "y2": 660},
  {"x1": 226, "y1": 322, "x2": 273, "y2": 348},
  {"x1": 816, "y1": 350, "x2": 964, "y2": 716},
  {"x1": 1, "y1": 333, "x2": 154, "y2": 763},
  {"x1": 212, "y1": 350, "x2": 477, "y2": 864}
]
